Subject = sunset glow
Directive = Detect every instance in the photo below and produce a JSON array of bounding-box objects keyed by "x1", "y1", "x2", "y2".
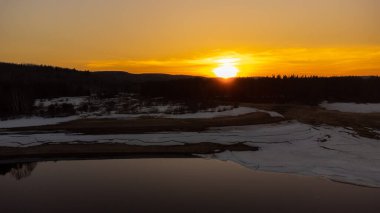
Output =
[
  {"x1": 83, "y1": 48, "x2": 380, "y2": 77},
  {"x1": 0, "y1": 0, "x2": 379, "y2": 76},
  {"x1": 213, "y1": 58, "x2": 240, "y2": 78}
]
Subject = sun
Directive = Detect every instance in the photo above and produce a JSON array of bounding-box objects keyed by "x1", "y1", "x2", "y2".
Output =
[{"x1": 213, "y1": 58, "x2": 240, "y2": 78}]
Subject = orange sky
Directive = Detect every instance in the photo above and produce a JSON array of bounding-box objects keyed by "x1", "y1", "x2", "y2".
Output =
[{"x1": 1, "y1": 0, "x2": 380, "y2": 77}]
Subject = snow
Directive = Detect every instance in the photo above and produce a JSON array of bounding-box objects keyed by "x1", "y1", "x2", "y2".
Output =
[
  {"x1": 90, "y1": 107, "x2": 284, "y2": 119},
  {"x1": 33, "y1": 95, "x2": 284, "y2": 118},
  {"x1": 165, "y1": 106, "x2": 283, "y2": 118},
  {"x1": 0, "y1": 116, "x2": 80, "y2": 128},
  {"x1": 34, "y1": 96, "x2": 88, "y2": 107},
  {"x1": 0, "y1": 121, "x2": 379, "y2": 187},
  {"x1": 320, "y1": 101, "x2": 380, "y2": 113},
  {"x1": 0, "y1": 106, "x2": 282, "y2": 129},
  {"x1": 137, "y1": 105, "x2": 183, "y2": 113},
  {"x1": 200, "y1": 123, "x2": 380, "y2": 187}
]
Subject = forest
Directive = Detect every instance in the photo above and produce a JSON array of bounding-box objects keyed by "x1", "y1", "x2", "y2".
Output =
[{"x1": 1, "y1": 62, "x2": 379, "y2": 118}]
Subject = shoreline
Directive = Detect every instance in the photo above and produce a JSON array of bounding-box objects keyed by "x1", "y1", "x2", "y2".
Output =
[
  {"x1": 1, "y1": 155, "x2": 379, "y2": 189},
  {"x1": 0, "y1": 142, "x2": 258, "y2": 162}
]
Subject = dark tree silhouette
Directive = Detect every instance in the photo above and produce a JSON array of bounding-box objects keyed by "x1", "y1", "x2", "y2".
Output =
[
  {"x1": 0, "y1": 162, "x2": 37, "y2": 180},
  {"x1": 1, "y1": 62, "x2": 379, "y2": 118}
]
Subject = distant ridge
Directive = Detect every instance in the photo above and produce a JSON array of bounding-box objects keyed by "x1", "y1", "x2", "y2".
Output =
[
  {"x1": 0, "y1": 62, "x2": 198, "y2": 82},
  {"x1": 92, "y1": 71, "x2": 198, "y2": 82}
]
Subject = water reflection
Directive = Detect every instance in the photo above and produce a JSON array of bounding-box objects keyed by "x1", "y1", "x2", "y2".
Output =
[
  {"x1": 0, "y1": 162, "x2": 37, "y2": 180},
  {"x1": 0, "y1": 158, "x2": 379, "y2": 213}
]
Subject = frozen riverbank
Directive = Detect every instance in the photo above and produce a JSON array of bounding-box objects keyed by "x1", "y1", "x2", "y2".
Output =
[{"x1": 1, "y1": 121, "x2": 379, "y2": 187}]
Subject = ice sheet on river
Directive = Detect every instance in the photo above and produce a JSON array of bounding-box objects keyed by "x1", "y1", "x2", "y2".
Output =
[{"x1": 0, "y1": 121, "x2": 379, "y2": 187}]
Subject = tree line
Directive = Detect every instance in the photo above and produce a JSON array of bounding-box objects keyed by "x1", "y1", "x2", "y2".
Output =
[{"x1": 140, "y1": 76, "x2": 380, "y2": 105}]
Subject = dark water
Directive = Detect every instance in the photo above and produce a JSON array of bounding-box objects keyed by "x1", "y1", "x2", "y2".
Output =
[{"x1": 0, "y1": 158, "x2": 379, "y2": 213}]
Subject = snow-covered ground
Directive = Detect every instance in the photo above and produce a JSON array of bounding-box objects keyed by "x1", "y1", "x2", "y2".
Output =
[
  {"x1": 34, "y1": 97, "x2": 88, "y2": 107},
  {"x1": 0, "y1": 121, "x2": 379, "y2": 187},
  {"x1": 89, "y1": 106, "x2": 283, "y2": 119},
  {"x1": 167, "y1": 107, "x2": 283, "y2": 119},
  {"x1": 320, "y1": 101, "x2": 380, "y2": 113},
  {"x1": 0, "y1": 107, "x2": 283, "y2": 129},
  {"x1": 0, "y1": 116, "x2": 80, "y2": 128}
]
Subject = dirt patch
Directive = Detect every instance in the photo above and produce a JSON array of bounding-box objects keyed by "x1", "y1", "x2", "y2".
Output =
[
  {"x1": 0, "y1": 142, "x2": 258, "y2": 160},
  {"x1": 7, "y1": 112, "x2": 284, "y2": 134}
]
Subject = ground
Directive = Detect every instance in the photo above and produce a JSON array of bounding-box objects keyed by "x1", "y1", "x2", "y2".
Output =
[{"x1": 4, "y1": 103, "x2": 380, "y2": 138}]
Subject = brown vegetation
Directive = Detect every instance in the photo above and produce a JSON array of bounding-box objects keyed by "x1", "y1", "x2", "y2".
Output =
[
  {"x1": 0, "y1": 142, "x2": 258, "y2": 160},
  {"x1": 9, "y1": 112, "x2": 284, "y2": 134}
]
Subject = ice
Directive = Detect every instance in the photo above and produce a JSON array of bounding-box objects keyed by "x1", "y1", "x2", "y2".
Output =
[
  {"x1": 1, "y1": 121, "x2": 380, "y2": 186},
  {"x1": 320, "y1": 101, "x2": 380, "y2": 113},
  {"x1": 200, "y1": 123, "x2": 380, "y2": 187}
]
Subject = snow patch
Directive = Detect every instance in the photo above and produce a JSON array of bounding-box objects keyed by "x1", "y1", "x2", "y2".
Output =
[
  {"x1": 0, "y1": 106, "x2": 282, "y2": 128},
  {"x1": 0, "y1": 116, "x2": 79, "y2": 128},
  {"x1": 34, "y1": 97, "x2": 88, "y2": 107},
  {"x1": 164, "y1": 107, "x2": 283, "y2": 119},
  {"x1": 320, "y1": 101, "x2": 380, "y2": 113},
  {"x1": 90, "y1": 107, "x2": 284, "y2": 119}
]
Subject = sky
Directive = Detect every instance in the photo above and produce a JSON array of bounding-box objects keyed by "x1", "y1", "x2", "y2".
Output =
[{"x1": 1, "y1": 0, "x2": 380, "y2": 77}]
